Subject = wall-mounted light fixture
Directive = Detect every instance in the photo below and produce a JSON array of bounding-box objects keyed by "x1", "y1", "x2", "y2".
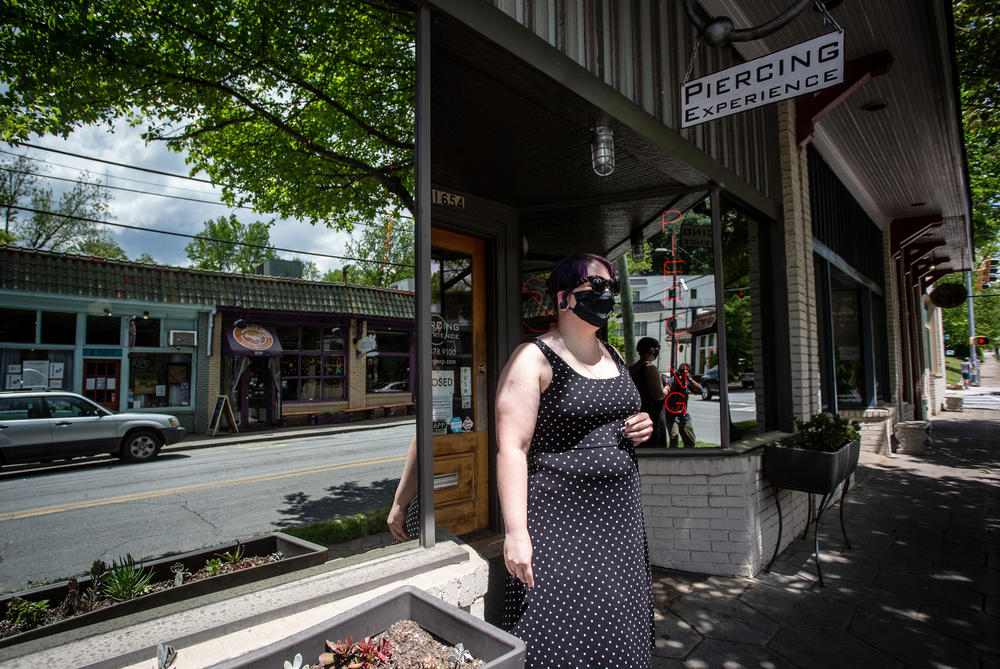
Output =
[
  {"x1": 591, "y1": 125, "x2": 615, "y2": 177},
  {"x1": 103, "y1": 308, "x2": 112, "y2": 316},
  {"x1": 234, "y1": 318, "x2": 247, "y2": 329},
  {"x1": 142, "y1": 311, "x2": 150, "y2": 320}
]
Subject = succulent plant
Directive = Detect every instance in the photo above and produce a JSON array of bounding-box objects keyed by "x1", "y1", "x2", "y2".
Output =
[
  {"x1": 317, "y1": 635, "x2": 391, "y2": 668},
  {"x1": 217, "y1": 541, "x2": 246, "y2": 565},
  {"x1": 4, "y1": 597, "x2": 49, "y2": 628},
  {"x1": 103, "y1": 554, "x2": 154, "y2": 603}
]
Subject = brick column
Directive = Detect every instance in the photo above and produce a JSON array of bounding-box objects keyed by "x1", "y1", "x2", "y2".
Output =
[{"x1": 777, "y1": 100, "x2": 819, "y2": 420}]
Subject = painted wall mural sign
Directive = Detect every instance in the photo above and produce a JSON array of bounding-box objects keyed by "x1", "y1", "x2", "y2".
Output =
[{"x1": 682, "y1": 31, "x2": 844, "y2": 127}]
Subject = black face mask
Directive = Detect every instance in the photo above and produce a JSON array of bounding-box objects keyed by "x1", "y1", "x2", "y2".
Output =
[{"x1": 571, "y1": 289, "x2": 616, "y2": 327}]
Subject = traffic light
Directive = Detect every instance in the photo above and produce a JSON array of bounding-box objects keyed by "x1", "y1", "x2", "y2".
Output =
[
  {"x1": 972, "y1": 335, "x2": 991, "y2": 346},
  {"x1": 977, "y1": 259, "x2": 992, "y2": 290}
]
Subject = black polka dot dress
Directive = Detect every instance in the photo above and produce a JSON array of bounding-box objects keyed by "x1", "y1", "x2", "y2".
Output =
[{"x1": 503, "y1": 339, "x2": 653, "y2": 668}]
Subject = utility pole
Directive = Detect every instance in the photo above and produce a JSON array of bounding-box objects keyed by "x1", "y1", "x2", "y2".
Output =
[{"x1": 966, "y1": 270, "x2": 979, "y2": 379}]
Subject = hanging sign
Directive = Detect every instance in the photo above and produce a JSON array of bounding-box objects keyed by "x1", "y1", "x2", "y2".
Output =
[{"x1": 682, "y1": 31, "x2": 844, "y2": 127}]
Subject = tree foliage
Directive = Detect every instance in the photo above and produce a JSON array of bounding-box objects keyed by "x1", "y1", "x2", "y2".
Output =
[
  {"x1": 953, "y1": 0, "x2": 1000, "y2": 253},
  {"x1": 184, "y1": 214, "x2": 277, "y2": 274},
  {"x1": 343, "y1": 213, "x2": 415, "y2": 288},
  {"x1": 937, "y1": 272, "x2": 1000, "y2": 348},
  {"x1": 0, "y1": 0, "x2": 415, "y2": 229}
]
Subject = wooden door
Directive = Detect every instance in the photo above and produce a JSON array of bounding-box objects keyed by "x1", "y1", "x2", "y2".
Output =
[
  {"x1": 83, "y1": 359, "x2": 120, "y2": 412},
  {"x1": 431, "y1": 228, "x2": 489, "y2": 535}
]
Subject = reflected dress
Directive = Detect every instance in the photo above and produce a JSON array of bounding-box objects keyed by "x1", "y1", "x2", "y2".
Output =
[{"x1": 503, "y1": 339, "x2": 654, "y2": 669}]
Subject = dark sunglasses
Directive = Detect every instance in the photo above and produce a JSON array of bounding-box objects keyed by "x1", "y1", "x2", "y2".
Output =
[{"x1": 571, "y1": 275, "x2": 620, "y2": 295}]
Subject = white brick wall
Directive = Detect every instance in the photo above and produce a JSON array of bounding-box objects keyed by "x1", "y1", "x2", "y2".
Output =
[{"x1": 639, "y1": 453, "x2": 820, "y2": 577}]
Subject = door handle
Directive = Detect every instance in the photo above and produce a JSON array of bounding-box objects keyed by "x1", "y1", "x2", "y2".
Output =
[
  {"x1": 56, "y1": 421, "x2": 72, "y2": 426},
  {"x1": 0, "y1": 424, "x2": 7, "y2": 429}
]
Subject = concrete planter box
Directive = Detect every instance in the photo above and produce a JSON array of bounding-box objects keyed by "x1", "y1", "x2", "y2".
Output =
[
  {"x1": 945, "y1": 396, "x2": 963, "y2": 412},
  {"x1": 895, "y1": 421, "x2": 931, "y2": 454},
  {"x1": 763, "y1": 440, "x2": 860, "y2": 494},
  {"x1": 0, "y1": 533, "x2": 327, "y2": 648},
  {"x1": 209, "y1": 585, "x2": 525, "y2": 669}
]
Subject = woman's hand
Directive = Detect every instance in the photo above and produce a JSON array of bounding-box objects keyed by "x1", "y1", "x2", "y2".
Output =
[
  {"x1": 622, "y1": 411, "x2": 654, "y2": 445},
  {"x1": 503, "y1": 530, "x2": 534, "y2": 588},
  {"x1": 386, "y1": 500, "x2": 411, "y2": 542}
]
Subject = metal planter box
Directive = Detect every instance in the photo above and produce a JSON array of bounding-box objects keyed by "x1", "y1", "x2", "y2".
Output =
[
  {"x1": 209, "y1": 585, "x2": 526, "y2": 669},
  {"x1": 0, "y1": 533, "x2": 327, "y2": 648},
  {"x1": 763, "y1": 440, "x2": 860, "y2": 494}
]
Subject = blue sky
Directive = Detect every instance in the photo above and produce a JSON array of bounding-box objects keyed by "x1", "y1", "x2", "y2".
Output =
[{"x1": 4, "y1": 123, "x2": 352, "y2": 275}]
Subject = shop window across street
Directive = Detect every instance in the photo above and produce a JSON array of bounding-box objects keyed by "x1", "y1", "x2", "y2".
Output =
[
  {"x1": 366, "y1": 329, "x2": 411, "y2": 394},
  {"x1": 278, "y1": 325, "x2": 347, "y2": 402}
]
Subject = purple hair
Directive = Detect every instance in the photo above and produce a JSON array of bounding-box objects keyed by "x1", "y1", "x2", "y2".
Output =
[{"x1": 546, "y1": 253, "x2": 617, "y2": 304}]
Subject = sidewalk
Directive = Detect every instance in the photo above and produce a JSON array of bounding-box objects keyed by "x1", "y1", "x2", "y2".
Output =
[
  {"x1": 649, "y1": 382, "x2": 1000, "y2": 666},
  {"x1": 167, "y1": 414, "x2": 415, "y2": 452}
]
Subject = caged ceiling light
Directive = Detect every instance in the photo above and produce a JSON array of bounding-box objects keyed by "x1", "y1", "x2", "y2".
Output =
[{"x1": 591, "y1": 125, "x2": 615, "y2": 177}]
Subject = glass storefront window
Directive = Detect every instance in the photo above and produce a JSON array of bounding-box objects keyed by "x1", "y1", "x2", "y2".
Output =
[
  {"x1": 0, "y1": 308, "x2": 35, "y2": 343},
  {"x1": 129, "y1": 352, "x2": 191, "y2": 408},
  {"x1": 41, "y1": 311, "x2": 76, "y2": 345},
  {"x1": 133, "y1": 318, "x2": 161, "y2": 347},
  {"x1": 86, "y1": 315, "x2": 121, "y2": 345},
  {"x1": 831, "y1": 285, "x2": 864, "y2": 406},
  {"x1": 279, "y1": 324, "x2": 347, "y2": 401},
  {"x1": 366, "y1": 329, "x2": 412, "y2": 394}
]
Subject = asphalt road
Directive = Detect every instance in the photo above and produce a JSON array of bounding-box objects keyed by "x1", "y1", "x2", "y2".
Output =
[
  {"x1": 683, "y1": 387, "x2": 757, "y2": 445},
  {"x1": 0, "y1": 424, "x2": 413, "y2": 593}
]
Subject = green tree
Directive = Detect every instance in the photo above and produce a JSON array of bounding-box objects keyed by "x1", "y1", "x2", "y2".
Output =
[
  {"x1": 343, "y1": 213, "x2": 415, "y2": 288},
  {"x1": 938, "y1": 272, "x2": 1000, "y2": 349},
  {"x1": 185, "y1": 214, "x2": 277, "y2": 274},
  {"x1": 953, "y1": 0, "x2": 1000, "y2": 252},
  {"x1": 0, "y1": 0, "x2": 415, "y2": 229},
  {"x1": 0, "y1": 155, "x2": 125, "y2": 257}
]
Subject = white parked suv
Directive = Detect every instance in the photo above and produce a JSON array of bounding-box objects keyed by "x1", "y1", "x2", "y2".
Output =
[{"x1": 0, "y1": 391, "x2": 186, "y2": 467}]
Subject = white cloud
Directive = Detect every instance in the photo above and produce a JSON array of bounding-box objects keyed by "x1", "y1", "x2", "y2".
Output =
[{"x1": 6, "y1": 123, "x2": 356, "y2": 274}]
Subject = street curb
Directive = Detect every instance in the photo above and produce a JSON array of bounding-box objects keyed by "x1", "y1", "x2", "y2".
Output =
[{"x1": 164, "y1": 416, "x2": 416, "y2": 453}]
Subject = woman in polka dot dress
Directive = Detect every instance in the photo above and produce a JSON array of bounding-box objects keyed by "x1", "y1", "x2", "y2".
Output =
[{"x1": 496, "y1": 253, "x2": 655, "y2": 668}]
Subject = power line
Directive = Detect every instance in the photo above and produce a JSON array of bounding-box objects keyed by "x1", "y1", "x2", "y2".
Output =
[
  {"x1": 16, "y1": 142, "x2": 218, "y2": 185},
  {"x1": 1, "y1": 166, "x2": 251, "y2": 209},
  {"x1": 3, "y1": 147, "x2": 415, "y2": 228},
  {"x1": 0, "y1": 148, "x2": 220, "y2": 197},
  {"x1": 4, "y1": 204, "x2": 414, "y2": 268}
]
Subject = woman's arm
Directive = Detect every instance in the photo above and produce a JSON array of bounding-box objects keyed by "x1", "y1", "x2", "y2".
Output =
[
  {"x1": 495, "y1": 343, "x2": 546, "y2": 588},
  {"x1": 643, "y1": 363, "x2": 668, "y2": 401},
  {"x1": 386, "y1": 435, "x2": 417, "y2": 542}
]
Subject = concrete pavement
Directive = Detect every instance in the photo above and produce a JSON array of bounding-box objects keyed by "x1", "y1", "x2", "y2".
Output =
[{"x1": 648, "y1": 360, "x2": 1000, "y2": 668}]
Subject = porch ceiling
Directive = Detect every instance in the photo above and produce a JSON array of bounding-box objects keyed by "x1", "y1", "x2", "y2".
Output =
[
  {"x1": 700, "y1": 0, "x2": 973, "y2": 273},
  {"x1": 430, "y1": 13, "x2": 709, "y2": 262}
]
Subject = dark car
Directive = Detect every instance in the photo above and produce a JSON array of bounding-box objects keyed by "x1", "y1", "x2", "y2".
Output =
[
  {"x1": 700, "y1": 366, "x2": 720, "y2": 400},
  {"x1": 0, "y1": 391, "x2": 185, "y2": 467}
]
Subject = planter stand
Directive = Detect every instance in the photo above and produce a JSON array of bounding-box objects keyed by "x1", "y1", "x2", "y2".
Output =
[{"x1": 763, "y1": 441, "x2": 860, "y2": 587}]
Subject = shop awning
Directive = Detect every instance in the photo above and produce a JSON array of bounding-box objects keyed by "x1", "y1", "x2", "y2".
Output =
[{"x1": 224, "y1": 323, "x2": 283, "y2": 357}]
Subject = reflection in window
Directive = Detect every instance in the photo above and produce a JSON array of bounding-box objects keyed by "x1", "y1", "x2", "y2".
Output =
[{"x1": 366, "y1": 329, "x2": 412, "y2": 393}]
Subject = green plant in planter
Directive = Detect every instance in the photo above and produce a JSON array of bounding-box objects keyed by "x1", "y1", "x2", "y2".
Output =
[
  {"x1": 103, "y1": 554, "x2": 154, "y2": 602},
  {"x1": 4, "y1": 597, "x2": 49, "y2": 628},
  {"x1": 779, "y1": 412, "x2": 861, "y2": 452}
]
